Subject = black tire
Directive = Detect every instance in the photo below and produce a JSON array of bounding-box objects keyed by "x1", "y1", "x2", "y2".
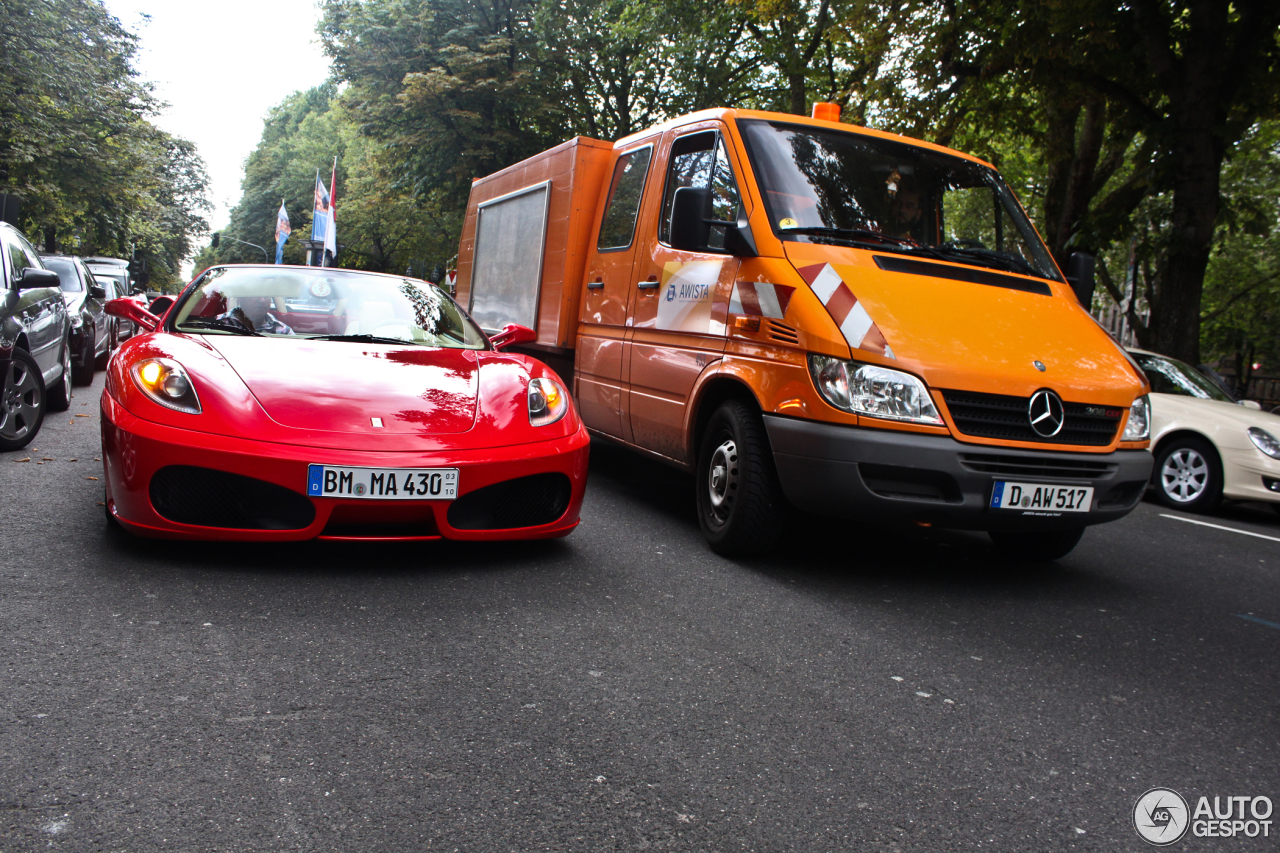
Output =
[
  {"x1": 1153, "y1": 436, "x2": 1222, "y2": 513},
  {"x1": 47, "y1": 337, "x2": 72, "y2": 412},
  {"x1": 72, "y1": 329, "x2": 95, "y2": 386},
  {"x1": 695, "y1": 399, "x2": 785, "y2": 556},
  {"x1": 0, "y1": 348, "x2": 46, "y2": 451},
  {"x1": 989, "y1": 527, "x2": 1085, "y2": 561},
  {"x1": 95, "y1": 323, "x2": 116, "y2": 370}
]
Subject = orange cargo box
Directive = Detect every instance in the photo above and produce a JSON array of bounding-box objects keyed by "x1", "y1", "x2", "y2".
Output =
[{"x1": 454, "y1": 136, "x2": 614, "y2": 349}]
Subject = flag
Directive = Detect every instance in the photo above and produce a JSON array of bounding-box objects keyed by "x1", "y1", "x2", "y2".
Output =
[
  {"x1": 311, "y1": 171, "x2": 329, "y2": 245},
  {"x1": 274, "y1": 202, "x2": 290, "y2": 265},
  {"x1": 323, "y1": 157, "x2": 337, "y2": 265}
]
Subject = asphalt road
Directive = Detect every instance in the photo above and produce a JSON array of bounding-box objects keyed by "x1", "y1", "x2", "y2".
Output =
[{"x1": 2, "y1": 371, "x2": 1278, "y2": 852}]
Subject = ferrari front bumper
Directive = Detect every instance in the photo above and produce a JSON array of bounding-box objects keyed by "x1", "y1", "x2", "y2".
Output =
[{"x1": 101, "y1": 392, "x2": 590, "y2": 541}]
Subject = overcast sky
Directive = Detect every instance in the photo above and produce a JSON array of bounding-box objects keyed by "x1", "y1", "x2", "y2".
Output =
[{"x1": 104, "y1": 0, "x2": 333, "y2": 265}]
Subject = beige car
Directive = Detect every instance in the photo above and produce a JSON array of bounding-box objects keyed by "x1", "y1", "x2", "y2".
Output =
[{"x1": 1131, "y1": 349, "x2": 1280, "y2": 514}]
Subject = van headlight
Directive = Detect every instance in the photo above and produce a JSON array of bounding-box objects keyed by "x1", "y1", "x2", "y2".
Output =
[
  {"x1": 528, "y1": 377, "x2": 568, "y2": 426},
  {"x1": 130, "y1": 357, "x2": 201, "y2": 414},
  {"x1": 808, "y1": 355, "x2": 942, "y2": 425},
  {"x1": 1248, "y1": 427, "x2": 1280, "y2": 459},
  {"x1": 1121, "y1": 394, "x2": 1150, "y2": 441}
]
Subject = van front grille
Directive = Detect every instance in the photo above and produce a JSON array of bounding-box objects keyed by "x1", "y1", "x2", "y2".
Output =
[
  {"x1": 941, "y1": 390, "x2": 1122, "y2": 446},
  {"x1": 959, "y1": 453, "x2": 1117, "y2": 480}
]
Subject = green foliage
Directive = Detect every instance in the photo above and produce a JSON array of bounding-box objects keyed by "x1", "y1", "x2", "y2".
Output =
[
  {"x1": 1200, "y1": 120, "x2": 1280, "y2": 383},
  {"x1": 0, "y1": 0, "x2": 209, "y2": 291}
]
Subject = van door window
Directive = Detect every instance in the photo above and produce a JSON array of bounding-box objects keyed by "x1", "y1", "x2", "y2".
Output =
[
  {"x1": 597, "y1": 147, "x2": 653, "y2": 251},
  {"x1": 659, "y1": 133, "x2": 741, "y2": 246}
]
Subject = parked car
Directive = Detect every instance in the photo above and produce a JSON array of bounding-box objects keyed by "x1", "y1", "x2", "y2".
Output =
[
  {"x1": 1, "y1": 222, "x2": 72, "y2": 450},
  {"x1": 40, "y1": 254, "x2": 113, "y2": 384},
  {"x1": 83, "y1": 257, "x2": 134, "y2": 340},
  {"x1": 1130, "y1": 348, "x2": 1280, "y2": 514},
  {"x1": 101, "y1": 264, "x2": 589, "y2": 541}
]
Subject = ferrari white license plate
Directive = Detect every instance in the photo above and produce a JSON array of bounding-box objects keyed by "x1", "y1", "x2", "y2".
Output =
[
  {"x1": 990, "y1": 481, "x2": 1093, "y2": 513},
  {"x1": 306, "y1": 465, "x2": 458, "y2": 500}
]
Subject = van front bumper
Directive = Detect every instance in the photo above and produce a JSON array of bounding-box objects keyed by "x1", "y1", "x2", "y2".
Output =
[{"x1": 765, "y1": 415, "x2": 1153, "y2": 531}]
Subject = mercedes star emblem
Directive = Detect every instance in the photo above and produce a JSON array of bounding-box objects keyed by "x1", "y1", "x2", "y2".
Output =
[{"x1": 1028, "y1": 389, "x2": 1065, "y2": 438}]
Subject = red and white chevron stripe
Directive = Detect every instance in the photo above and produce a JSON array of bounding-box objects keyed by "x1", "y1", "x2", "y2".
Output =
[
  {"x1": 797, "y1": 263, "x2": 895, "y2": 359},
  {"x1": 729, "y1": 281, "x2": 795, "y2": 319}
]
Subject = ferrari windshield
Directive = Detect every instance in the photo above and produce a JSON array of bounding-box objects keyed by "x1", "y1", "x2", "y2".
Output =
[
  {"x1": 172, "y1": 267, "x2": 489, "y2": 348},
  {"x1": 738, "y1": 120, "x2": 1062, "y2": 281},
  {"x1": 1134, "y1": 352, "x2": 1234, "y2": 402}
]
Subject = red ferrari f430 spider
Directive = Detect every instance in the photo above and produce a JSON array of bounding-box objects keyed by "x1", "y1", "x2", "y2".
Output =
[{"x1": 100, "y1": 265, "x2": 589, "y2": 541}]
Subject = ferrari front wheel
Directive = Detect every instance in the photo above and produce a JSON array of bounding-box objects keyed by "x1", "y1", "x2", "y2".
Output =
[{"x1": 695, "y1": 399, "x2": 784, "y2": 556}]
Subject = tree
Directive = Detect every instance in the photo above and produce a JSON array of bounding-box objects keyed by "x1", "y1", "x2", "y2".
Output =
[
  {"x1": 893, "y1": 0, "x2": 1280, "y2": 363},
  {"x1": 0, "y1": 0, "x2": 209, "y2": 288}
]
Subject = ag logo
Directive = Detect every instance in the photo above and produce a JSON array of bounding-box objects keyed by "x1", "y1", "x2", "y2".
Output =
[
  {"x1": 1028, "y1": 389, "x2": 1065, "y2": 438},
  {"x1": 1134, "y1": 788, "x2": 1190, "y2": 845}
]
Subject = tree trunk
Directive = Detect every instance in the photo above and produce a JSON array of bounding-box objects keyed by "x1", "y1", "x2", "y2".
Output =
[
  {"x1": 43, "y1": 225, "x2": 56, "y2": 253},
  {"x1": 789, "y1": 73, "x2": 807, "y2": 117}
]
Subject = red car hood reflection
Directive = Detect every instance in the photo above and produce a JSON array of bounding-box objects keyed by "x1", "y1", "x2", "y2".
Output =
[{"x1": 208, "y1": 337, "x2": 479, "y2": 434}]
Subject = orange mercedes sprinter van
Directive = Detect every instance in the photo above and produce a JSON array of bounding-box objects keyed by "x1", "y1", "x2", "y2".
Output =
[{"x1": 454, "y1": 106, "x2": 1153, "y2": 560}]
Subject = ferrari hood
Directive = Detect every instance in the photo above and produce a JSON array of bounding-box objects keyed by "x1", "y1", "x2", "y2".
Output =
[
  {"x1": 785, "y1": 243, "x2": 1145, "y2": 405},
  {"x1": 208, "y1": 337, "x2": 478, "y2": 434}
]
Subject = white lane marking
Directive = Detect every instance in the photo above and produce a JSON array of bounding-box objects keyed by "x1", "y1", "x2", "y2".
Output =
[{"x1": 1159, "y1": 513, "x2": 1280, "y2": 543}]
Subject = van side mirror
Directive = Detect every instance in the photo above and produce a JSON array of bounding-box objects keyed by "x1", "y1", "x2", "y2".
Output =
[
  {"x1": 670, "y1": 188, "x2": 758, "y2": 257},
  {"x1": 1065, "y1": 252, "x2": 1096, "y2": 306},
  {"x1": 670, "y1": 187, "x2": 711, "y2": 252}
]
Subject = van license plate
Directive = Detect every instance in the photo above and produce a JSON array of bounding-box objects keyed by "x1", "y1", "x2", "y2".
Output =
[
  {"x1": 307, "y1": 465, "x2": 458, "y2": 500},
  {"x1": 991, "y1": 481, "x2": 1093, "y2": 513}
]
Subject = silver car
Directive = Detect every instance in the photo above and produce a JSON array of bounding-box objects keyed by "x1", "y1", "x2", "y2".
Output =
[{"x1": 1, "y1": 222, "x2": 72, "y2": 450}]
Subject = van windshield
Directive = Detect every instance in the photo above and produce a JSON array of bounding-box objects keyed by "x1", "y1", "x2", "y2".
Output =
[{"x1": 738, "y1": 120, "x2": 1062, "y2": 282}]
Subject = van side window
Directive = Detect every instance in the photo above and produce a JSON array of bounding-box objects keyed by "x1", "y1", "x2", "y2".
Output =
[
  {"x1": 597, "y1": 147, "x2": 653, "y2": 251},
  {"x1": 659, "y1": 132, "x2": 741, "y2": 245}
]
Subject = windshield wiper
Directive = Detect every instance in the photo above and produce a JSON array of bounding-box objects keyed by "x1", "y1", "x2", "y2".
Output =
[
  {"x1": 307, "y1": 334, "x2": 417, "y2": 346},
  {"x1": 780, "y1": 226, "x2": 919, "y2": 248},
  {"x1": 935, "y1": 246, "x2": 1045, "y2": 278},
  {"x1": 178, "y1": 319, "x2": 261, "y2": 336}
]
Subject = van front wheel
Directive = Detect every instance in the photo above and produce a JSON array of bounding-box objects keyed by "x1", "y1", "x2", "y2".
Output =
[{"x1": 696, "y1": 400, "x2": 784, "y2": 556}]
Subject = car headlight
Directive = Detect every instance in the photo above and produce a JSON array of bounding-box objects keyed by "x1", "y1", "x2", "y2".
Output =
[
  {"x1": 808, "y1": 355, "x2": 943, "y2": 425},
  {"x1": 1248, "y1": 427, "x2": 1280, "y2": 459},
  {"x1": 130, "y1": 357, "x2": 201, "y2": 414},
  {"x1": 1121, "y1": 394, "x2": 1150, "y2": 441},
  {"x1": 528, "y1": 377, "x2": 568, "y2": 427}
]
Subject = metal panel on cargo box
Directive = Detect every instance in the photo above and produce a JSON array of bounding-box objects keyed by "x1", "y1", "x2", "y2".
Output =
[{"x1": 468, "y1": 181, "x2": 551, "y2": 332}]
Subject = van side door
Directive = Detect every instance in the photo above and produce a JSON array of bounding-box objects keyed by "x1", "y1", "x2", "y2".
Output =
[
  {"x1": 577, "y1": 140, "x2": 657, "y2": 441},
  {"x1": 625, "y1": 124, "x2": 745, "y2": 462}
]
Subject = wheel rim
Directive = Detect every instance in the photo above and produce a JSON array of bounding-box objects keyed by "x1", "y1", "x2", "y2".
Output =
[
  {"x1": 61, "y1": 343, "x2": 71, "y2": 389},
  {"x1": 1161, "y1": 447, "x2": 1209, "y2": 502},
  {"x1": 0, "y1": 359, "x2": 41, "y2": 441},
  {"x1": 706, "y1": 437, "x2": 739, "y2": 523}
]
